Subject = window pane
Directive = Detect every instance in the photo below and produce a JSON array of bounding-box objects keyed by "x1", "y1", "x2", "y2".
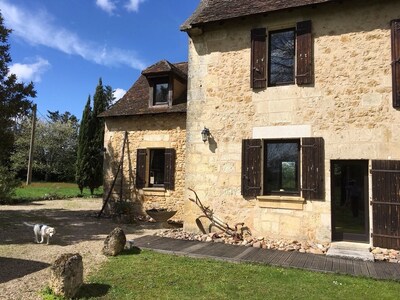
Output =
[
  {"x1": 154, "y1": 82, "x2": 169, "y2": 104},
  {"x1": 149, "y1": 149, "x2": 165, "y2": 187},
  {"x1": 264, "y1": 141, "x2": 299, "y2": 194},
  {"x1": 269, "y1": 29, "x2": 295, "y2": 86}
]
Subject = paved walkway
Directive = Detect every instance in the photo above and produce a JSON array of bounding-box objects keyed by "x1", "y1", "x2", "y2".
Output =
[{"x1": 134, "y1": 235, "x2": 400, "y2": 281}]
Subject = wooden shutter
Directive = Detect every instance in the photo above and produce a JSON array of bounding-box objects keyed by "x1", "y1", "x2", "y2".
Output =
[
  {"x1": 251, "y1": 28, "x2": 267, "y2": 89},
  {"x1": 391, "y1": 19, "x2": 400, "y2": 108},
  {"x1": 164, "y1": 148, "x2": 176, "y2": 190},
  {"x1": 371, "y1": 160, "x2": 400, "y2": 249},
  {"x1": 301, "y1": 137, "x2": 324, "y2": 200},
  {"x1": 241, "y1": 139, "x2": 262, "y2": 197},
  {"x1": 136, "y1": 149, "x2": 147, "y2": 189},
  {"x1": 296, "y1": 20, "x2": 313, "y2": 85}
]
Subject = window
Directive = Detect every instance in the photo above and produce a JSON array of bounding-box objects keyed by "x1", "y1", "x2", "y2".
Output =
[
  {"x1": 149, "y1": 149, "x2": 165, "y2": 187},
  {"x1": 153, "y1": 81, "x2": 169, "y2": 105},
  {"x1": 268, "y1": 29, "x2": 295, "y2": 86},
  {"x1": 250, "y1": 20, "x2": 313, "y2": 88},
  {"x1": 264, "y1": 140, "x2": 299, "y2": 195},
  {"x1": 242, "y1": 137, "x2": 324, "y2": 200},
  {"x1": 136, "y1": 148, "x2": 175, "y2": 190}
]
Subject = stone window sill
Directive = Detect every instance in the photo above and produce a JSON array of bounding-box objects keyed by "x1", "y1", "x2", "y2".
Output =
[
  {"x1": 141, "y1": 187, "x2": 167, "y2": 196},
  {"x1": 257, "y1": 195, "x2": 305, "y2": 210}
]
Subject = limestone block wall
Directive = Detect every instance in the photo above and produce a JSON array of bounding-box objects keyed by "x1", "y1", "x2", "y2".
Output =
[
  {"x1": 184, "y1": 0, "x2": 400, "y2": 243},
  {"x1": 103, "y1": 113, "x2": 186, "y2": 220}
]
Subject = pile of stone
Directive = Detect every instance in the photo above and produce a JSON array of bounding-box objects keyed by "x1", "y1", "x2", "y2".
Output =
[
  {"x1": 155, "y1": 229, "x2": 330, "y2": 255},
  {"x1": 371, "y1": 247, "x2": 400, "y2": 263}
]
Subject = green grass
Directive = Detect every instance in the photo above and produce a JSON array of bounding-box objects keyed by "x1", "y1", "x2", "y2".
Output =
[
  {"x1": 59, "y1": 250, "x2": 400, "y2": 300},
  {"x1": 12, "y1": 182, "x2": 103, "y2": 202}
]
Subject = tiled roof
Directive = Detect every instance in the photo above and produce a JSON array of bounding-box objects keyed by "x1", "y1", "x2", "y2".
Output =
[
  {"x1": 142, "y1": 60, "x2": 187, "y2": 80},
  {"x1": 181, "y1": 0, "x2": 334, "y2": 31},
  {"x1": 99, "y1": 61, "x2": 187, "y2": 118}
]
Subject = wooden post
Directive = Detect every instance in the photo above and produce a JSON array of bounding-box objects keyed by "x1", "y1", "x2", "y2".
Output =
[{"x1": 26, "y1": 104, "x2": 37, "y2": 185}]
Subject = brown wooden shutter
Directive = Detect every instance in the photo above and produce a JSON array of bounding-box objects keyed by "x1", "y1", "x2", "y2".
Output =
[
  {"x1": 391, "y1": 19, "x2": 400, "y2": 108},
  {"x1": 164, "y1": 148, "x2": 176, "y2": 190},
  {"x1": 301, "y1": 137, "x2": 324, "y2": 200},
  {"x1": 241, "y1": 139, "x2": 262, "y2": 197},
  {"x1": 371, "y1": 160, "x2": 400, "y2": 249},
  {"x1": 251, "y1": 28, "x2": 267, "y2": 89},
  {"x1": 136, "y1": 149, "x2": 147, "y2": 189},
  {"x1": 296, "y1": 20, "x2": 313, "y2": 85}
]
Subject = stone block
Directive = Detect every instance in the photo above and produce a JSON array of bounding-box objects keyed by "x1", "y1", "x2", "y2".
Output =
[
  {"x1": 102, "y1": 227, "x2": 127, "y2": 256},
  {"x1": 49, "y1": 253, "x2": 83, "y2": 299}
]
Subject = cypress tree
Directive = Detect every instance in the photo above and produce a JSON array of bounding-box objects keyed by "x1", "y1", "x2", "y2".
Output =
[
  {"x1": 76, "y1": 96, "x2": 92, "y2": 193},
  {"x1": 87, "y1": 78, "x2": 108, "y2": 194}
]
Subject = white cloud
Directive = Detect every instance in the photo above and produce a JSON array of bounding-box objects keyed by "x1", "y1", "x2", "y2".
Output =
[
  {"x1": 96, "y1": 0, "x2": 117, "y2": 14},
  {"x1": 0, "y1": 0, "x2": 146, "y2": 70},
  {"x1": 113, "y1": 88, "x2": 126, "y2": 102},
  {"x1": 9, "y1": 57, "x2": 51, "y2": 82},
  {"x1": 125, "y1": 0, "x2": 146, "y2": 12}
]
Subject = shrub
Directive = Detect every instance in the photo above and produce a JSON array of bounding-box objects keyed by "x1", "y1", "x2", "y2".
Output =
[{"x1": 0, "y1": 166, "x2": 20, "y2": 204}]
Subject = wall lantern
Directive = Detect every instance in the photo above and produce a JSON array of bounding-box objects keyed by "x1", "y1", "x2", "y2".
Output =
[{"x1": 201, "y1": 127, "x2": 210, "y2": 143}]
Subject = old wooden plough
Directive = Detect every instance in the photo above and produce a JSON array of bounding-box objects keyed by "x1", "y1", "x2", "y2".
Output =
[{"x1": 188, "y1": 188, "x2": 251, "y2": 241}]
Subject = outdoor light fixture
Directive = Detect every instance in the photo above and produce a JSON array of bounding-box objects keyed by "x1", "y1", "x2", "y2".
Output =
[{"x1": 201, "y1": 127, "x2": 210, "y2": 143}]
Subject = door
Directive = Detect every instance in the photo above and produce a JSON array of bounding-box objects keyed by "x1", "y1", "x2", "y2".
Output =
[
  {"x1": 331, "y1": 160, "x2": 369, "y2": 242},
  {"x1": 371, "y1": 160, "x2": 400, "y2": 249}
]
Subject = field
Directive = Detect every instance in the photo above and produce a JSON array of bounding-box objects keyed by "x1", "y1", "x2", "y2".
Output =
[{"x1": 13, "y1": 182, "x2": 103, "y2": 201}]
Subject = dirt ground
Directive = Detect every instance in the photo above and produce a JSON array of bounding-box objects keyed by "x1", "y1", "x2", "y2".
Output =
[{"x1": 0, "y1": 198, "x2": 163, "y2": 300}]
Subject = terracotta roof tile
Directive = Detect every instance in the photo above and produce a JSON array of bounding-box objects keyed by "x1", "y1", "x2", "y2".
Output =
[
  {"x1": 99, "y1": 61, "x2": 187, "y2": 118},
  {"x1": 181, "y1": 0, "x2": 335, "y2": 30}
]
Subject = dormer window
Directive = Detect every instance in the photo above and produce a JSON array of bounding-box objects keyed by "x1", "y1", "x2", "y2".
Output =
[
  {"x1": 153, "y1": 79, "x2": 169, "y2": 105},
  {"x1": 142, "y1": 60, "x2": 188, "y2": 108}
]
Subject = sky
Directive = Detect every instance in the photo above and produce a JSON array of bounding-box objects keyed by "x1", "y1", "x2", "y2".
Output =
[{"x1": 0, "y1": 0, "x2": 199, "y2": 120}]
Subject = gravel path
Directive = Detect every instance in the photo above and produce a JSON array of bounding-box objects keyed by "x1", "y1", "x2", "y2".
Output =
[{"x1": 0, "y1": 198, "x2": 161, "y2": 300}]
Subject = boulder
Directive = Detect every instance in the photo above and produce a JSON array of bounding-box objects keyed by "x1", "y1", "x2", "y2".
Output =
[
  {"x1": 102, "y1": 227, "x2": 126, "y2": 256},
  {"x1": 49, "y1": 253, "x2": 83, "y2": 299}
]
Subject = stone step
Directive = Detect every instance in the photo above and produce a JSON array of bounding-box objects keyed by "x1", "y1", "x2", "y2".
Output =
[{"x1": 326, "y1": 242, "x2": 374, "y2": 262}]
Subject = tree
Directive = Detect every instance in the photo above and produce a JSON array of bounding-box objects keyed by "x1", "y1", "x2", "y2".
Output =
[
  {"x1": 0, "y1": 12, "x2": 36, "y2": 202},
  {"x1": 104, "y1": 85, "x2": 116, "y2": 108},
  {"x1": 11, "y1": 110, "x2": 79, "y2": 182},
  {"x1": 76, "y1": 79, "x2": 111, "y2": 194},
  {"x1": 87, "y1": 78, "x2": 109, "y2": 194},
  {"x1": 0, "y1": 13, "x2": 36, "y2": 165},
  {"x1": 76, "y1": 96, "x2": 92, "y2": 193}
]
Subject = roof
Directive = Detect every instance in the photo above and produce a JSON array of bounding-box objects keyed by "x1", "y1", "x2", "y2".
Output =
[
  {"x1": 181, "y1": 0, "x2": 335, "y2": 31},
  {"x1": 142, "y1": 60, "x2": 187, "y2": 81},
  {"x1": 99, "y1": 61, "x2": 187, "y2": 118}
]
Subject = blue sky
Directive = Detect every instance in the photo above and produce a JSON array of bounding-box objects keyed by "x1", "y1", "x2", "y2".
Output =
[{"x1": 0, "y1": 0, "x2": 198, "y2": 120}]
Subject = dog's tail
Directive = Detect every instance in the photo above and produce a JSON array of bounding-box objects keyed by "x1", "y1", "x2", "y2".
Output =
[{"x1": 23, "y1": 222, "x2": 35, "y2": 227}]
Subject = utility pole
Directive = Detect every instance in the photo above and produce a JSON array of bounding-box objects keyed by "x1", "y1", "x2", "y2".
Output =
[{"x1": 26, "y1": 104, "x2": 37, "y2": 185}]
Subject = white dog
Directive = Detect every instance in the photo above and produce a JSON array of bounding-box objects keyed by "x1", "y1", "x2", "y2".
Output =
[{"x1": 24, "y1": 222, "x2": 56, "y2": 244}]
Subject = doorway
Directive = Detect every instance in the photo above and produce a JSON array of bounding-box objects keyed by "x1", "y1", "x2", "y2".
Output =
[{"x1": 331, "y1": 160, "x2": 369, "y2": 242}]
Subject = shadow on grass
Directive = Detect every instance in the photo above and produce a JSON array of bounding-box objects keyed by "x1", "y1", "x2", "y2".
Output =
[
  {"x1": 119, "y1": 247, "x2": 142, "y2": 255},
  {"x1": 0, "y1": 257, "x2": 50, "y2": 283},
  {"x1": 75, "y1": 283, "x2": 111, "y2": 298}
]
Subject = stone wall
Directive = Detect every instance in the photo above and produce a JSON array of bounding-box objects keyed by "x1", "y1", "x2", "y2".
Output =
[
  {"x1": 103, "y1": 113, "x2": 186, "y2": 220},
  {"x1": 184, "y1": 0, "x2": 400, "y2": 243}
]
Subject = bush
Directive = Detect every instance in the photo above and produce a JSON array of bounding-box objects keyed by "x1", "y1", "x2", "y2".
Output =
[{"x1": 0, "y1": 166, "x2": 20, "y2": 204}]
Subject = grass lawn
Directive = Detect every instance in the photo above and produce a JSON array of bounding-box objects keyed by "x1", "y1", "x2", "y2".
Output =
[
  {"x1": 13, "y1": 182, "x2": 103, "y2": 201},
  {"x1": 68, "y1": 250, "x2": 400, "y2": 300}
]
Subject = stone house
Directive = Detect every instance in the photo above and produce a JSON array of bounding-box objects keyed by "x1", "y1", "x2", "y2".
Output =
[
  {"x1": 100, "y1": 60, "x2": 187, "y2": 220},
  {"x1": 181, "y1": 0, "x2": 400, "y2": 249}
]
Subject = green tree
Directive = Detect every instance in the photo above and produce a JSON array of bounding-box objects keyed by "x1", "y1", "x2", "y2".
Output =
[
  {"x1": 76, "y1": 79, "x2": 111, "y2": 194},
  {"x1": 87, "y1": 78, "x2": 109, "y2": 194},
  {"x1": 76, "y1": 96, "x2": 92, "y2": 193},
  {"x1": 0, "y1": 13, "x2": 36, "y2": 202},
  {"x1": 11, "y1": 111, "x2": 79, "y2": 182},
  {"x1": 0, "y1": 13, "x2": 36, "y2": 165}
]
